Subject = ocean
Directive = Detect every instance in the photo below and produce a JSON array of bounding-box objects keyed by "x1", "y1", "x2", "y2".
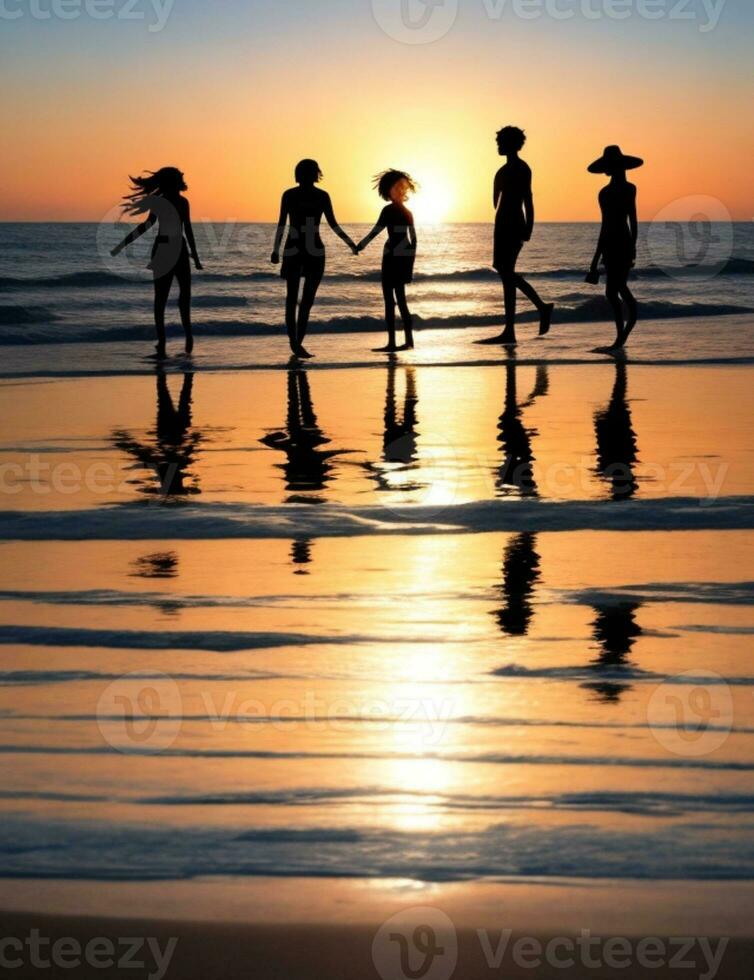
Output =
[{"x1": 1, "y1": 221, "x2": 753, "y2": 351}]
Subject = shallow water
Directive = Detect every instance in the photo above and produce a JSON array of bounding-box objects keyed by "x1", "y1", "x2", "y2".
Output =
[{"x1": 0, "y1": 351, "x2": 752, "y2": 894}]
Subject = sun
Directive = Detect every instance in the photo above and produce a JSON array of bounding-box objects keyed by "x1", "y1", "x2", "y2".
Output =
[{"x1": 410, "y1": 172, "x2": 454, "y2": 225}]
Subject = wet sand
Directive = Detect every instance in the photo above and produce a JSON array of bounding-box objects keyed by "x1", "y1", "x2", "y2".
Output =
[{"x1": 0, "y1": 351, "x2": 752, "y2": 977}]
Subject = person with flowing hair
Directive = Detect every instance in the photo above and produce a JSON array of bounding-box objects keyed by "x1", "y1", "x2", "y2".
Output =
[
  {"x1": 357, "y1": 169, "x2": 418, "y2": 353},
  {"x1": 111, "y1": 167, "x2": 202, "y2": 359}
]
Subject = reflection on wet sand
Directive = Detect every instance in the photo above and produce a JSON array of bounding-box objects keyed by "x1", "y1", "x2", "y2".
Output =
[
  {"x1": 261, "y1": 368, "x2": 353, "y2": 573},
  {"x1": 594, "y1": 359, "x2": 639, "y2": 500},
  {"x1": 291, "y1": 538, "x2": 314, "y2": 575},
  {"x1": 496, "y1": 362, "x2": 548, "y2": 497},
  {"x1": 130, "y1": 551, "x2": 179, "y2": 579},
  {"x1": 583, "y1": 601, "x2": 644, "y2": 703},
  {"x1": 365, "y1": 361, "x2": 424, "y2": 494},
  {"x1": 112, "y1": 371, "x2": 202, "y2": 499},
  {"x1": 260, "y1": 368, "x2": 349, "y2": 503},
  {"x1": 492, "y1": 532, "x2": 542, "y2": 637},
  {"x1": 491, "y1": 365, "x2": 548, "y2": 635}
]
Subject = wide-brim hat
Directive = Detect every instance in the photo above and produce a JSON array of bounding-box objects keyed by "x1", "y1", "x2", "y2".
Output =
[{"x1": 588, "y1": 145, "x2": 644, "y2": 174}]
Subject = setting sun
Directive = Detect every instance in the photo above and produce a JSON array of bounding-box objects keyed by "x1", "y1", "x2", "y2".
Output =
[{"x1": 410, "y1": 172, "x2": 455, "y2": 226}]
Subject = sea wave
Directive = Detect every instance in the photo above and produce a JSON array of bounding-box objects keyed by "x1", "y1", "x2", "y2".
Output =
[
  {"x1": 1, "y1": 256, "x2": 752, "y2": 292},
  {"x1": 1, "y1": 496, "x2": 751, "y2": 542},
  {"x1": 0, "y1": 299, "x2": 751, "y2": 345},
  {"x1": 0, "y1": 806, "x2": 753, "y2": 881},
  {"x1": 0, "y1": 624, "x2": 446, "y2": 652}
]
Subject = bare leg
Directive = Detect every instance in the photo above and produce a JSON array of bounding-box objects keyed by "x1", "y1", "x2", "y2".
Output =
[
  {"x1": 619, "y1": 283, "x2": 638, "y2": 342},
  {"x1": 375, "y1": 279, "x2": 398, "y2": 352},
  {"x1": 153, "y1": 272, "x2": 173, "y2": 357},
  {"x1": 297, "y1": 270, "x2": 323, "y2": 357},
  {"x1": 285, "y1": 274, "x2": 301, "y2": 353},
  {"x1": 514, "y1": 274, "x2": 545, "y2": 311},
  {"x1": 603, "y1": 269, "x2": 626, "y2": 349},
  {"x1": 394, "y1": 283, "x2": 413, "y2": 349},
  {"x1": 501, "y1": 273, "x2": 518, "y2": 344},
  {"x1": 176, "y1": 254, "x2": 193, "y2": 354}
]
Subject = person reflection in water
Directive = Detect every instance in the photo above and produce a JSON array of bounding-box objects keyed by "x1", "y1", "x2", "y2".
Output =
[
  {"x1": 586, "y1": 145, "x2": 644, "y2": 352},
  {"x1": 260, "y1": 369, "x2": 347, "y2": 502},
  {"x1": 110, "y1": 167, "x2": 202, "y2": 360},
  {"x1": 271, "y1": 160, "x2": 358, "y2": 359},
  {"x1": 491, "y1": 365, "x2": 548, "y2": 636},
  {"x1": 493, "y1": 533, "x2": 542, "y2": 637},
  {"x1": 584, "y1": 601, "x2": 644, "y2": 704},
  {"x1": 594, "y1": 360, "x2": 639, "y2": 500},
  {"x1": 496, "y1": 363, "x2": 548, "y2": 497},
  {"x1": 290, "y1": 538, "x2": 314, "y2": 575},
  {"x1": 478, "y1": 127, "x2": 554, "y2": 347},
  {"x1": 112, "y1": 371, "x2": 201, "y2": 499},
  {"x1": 365, "y1": 361, "x2": 422, "y2": 494}
]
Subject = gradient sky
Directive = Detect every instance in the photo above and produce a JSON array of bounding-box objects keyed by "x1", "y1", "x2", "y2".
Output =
[{"x1": 1, "y1": 0, "x2": 752, "y2": 222}]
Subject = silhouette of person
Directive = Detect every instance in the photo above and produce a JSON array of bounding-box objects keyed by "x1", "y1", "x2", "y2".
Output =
[
  {"x1": 260, "y1": 368, "x2": 347, "y2": 500},
  {"x1": 493, "y1": 532, "x2": 542, "y2": 636},
  {"x1": 594, "y1": 360, "x2": 639, "y2": 500},
  {"x1": 271, "y1": 160, "x2": 357, "y2": 359},
  {"x1": 478, "y1": 127, "x2": 553, "y2": 347},
  {"x1": 112, "y1": 371, "x2": 202, "y2": 498},
  {"x1": 584, "y1": 601, "x2": 643, "y2": 703},
  {"x1": 496, "y1": 363, "x2": 548, "y2": 497},
  {"x1": 357, "y1": 170, "x2": 418, "y2": 353},
  {"x1": 586, "y1": 145, "x2": 644, "y2": 351},
  {"x1": 111, "y1": 168, "x2": 202, "y2": 360}
]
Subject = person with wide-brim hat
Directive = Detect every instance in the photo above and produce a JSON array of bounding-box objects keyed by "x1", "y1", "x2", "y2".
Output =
[
  {"x1": 586, "y1": 145, "x2": 644, "y2": 352},
  {"x1": 588, "y1": 145, "x2": 644, "y2": 175}
]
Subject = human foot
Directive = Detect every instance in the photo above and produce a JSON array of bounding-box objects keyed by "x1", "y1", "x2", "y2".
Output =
[
  {"x1": 475, "y1": 333, "x2": 510, "y2": 346},
  {"x1": 373, "y1": 344, "x2": 399, "y2": 353},
  {"x1": 592, "y1": 343, "x2": 624, "y2": 355},
  {"x1": 538, "y1": 303, "x2": 554, "y2": 337},
  {"x1": 296, "y1": 346, "x2": 314, "y2": 359}
]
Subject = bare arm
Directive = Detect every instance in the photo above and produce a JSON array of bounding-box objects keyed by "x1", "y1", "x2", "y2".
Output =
[
  {"x1": 628, "y1": 187, "x2": 638, "y2": 264},
  {"x1": 111, "y1": 213, "x2": 156, "y2": 255},
  {"x1": 522, "y1": 171, "x2": 534, "y2": 242},
  {"x1": 183, "y1": 200, "x2": 202, "y2": 269},
  {"x1": 356, "y1": 217, "x2": 385, "y2": 253},
  {"x1": 324, "y1": 194, "x2": 357, "y2": 253},
  {"x1": 493, "y1": 169, "x2": 503, "y2": 211},
  {"x1": 271, "y1": 193, "x2": 289, "y2": 263},
  {"x1": 590, "y1": 230, "x2": 604, "y2": 271}
]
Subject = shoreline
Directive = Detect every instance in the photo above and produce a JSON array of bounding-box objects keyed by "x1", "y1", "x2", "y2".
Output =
[{"x1": 2, "y1": 878, "x2": 754, "y2": 979}]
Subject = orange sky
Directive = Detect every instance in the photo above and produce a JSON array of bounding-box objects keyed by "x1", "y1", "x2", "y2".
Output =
[{"x1": 2, "y1": 4, "x2": 752, "y2": 223}]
